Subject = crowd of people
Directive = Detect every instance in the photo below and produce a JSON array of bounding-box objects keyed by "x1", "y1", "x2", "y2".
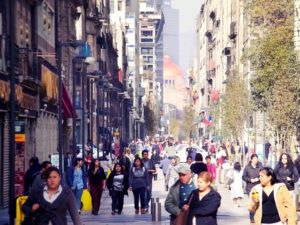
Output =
[
  {"x1": 20, "y1": 136, "x2": 300, "y2": 225},
  {"x1": 162, "y1": 139, "x2": 300, "y2": 225}
]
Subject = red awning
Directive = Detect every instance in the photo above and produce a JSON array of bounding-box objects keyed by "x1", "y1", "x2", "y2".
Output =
[{"x1": 62, "y1": 84, "x2": 74, "y2": 119}]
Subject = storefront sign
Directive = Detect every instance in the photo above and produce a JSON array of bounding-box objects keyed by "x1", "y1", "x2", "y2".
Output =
[
  {"x1": 50, "y1": 154, "x2": 59, "y2": 168},
  {"x1": 15, "y1": 120, "x2": 25, "y2": 133},
  {"x1": 15, "y1": 134, "x2": 26, "y2": 142}
]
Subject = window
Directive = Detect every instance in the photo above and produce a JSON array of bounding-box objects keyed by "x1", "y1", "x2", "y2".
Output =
[
  {"x1": 16, "y1": 0, "x2": 32, "y2": 47},
  {"x1": 141, "y1": 30, "x2": 153, "y2": 37},
  {"x1": 118, "y1": 1, "x2": 122, "y2": 11},
  {"x1": 110, "y1": 0, "x2": 115, "y2": 13},
  {"x1": 141, "y1": 47, "x2": 153, "y2": 54},
  {"x1": 141, "y1": 38, "x2": 153, "y2": 43},
  {"x1": 143, "y1": 65, "x2": 153, "y2": 71},
  {"x1": 143, "y1": 56, "x2": 153, "y2": 63},
  {"x1": 149, "y1": 82, "x2": 153, "y2": 90},
  {"x1": 37, "y1": 2, "x2": 54, "y2": 47},
  {"x1": 128, "y1": 51, "x2": 135, "y2": 61}
]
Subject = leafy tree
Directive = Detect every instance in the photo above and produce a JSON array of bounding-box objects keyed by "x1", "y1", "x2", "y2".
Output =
[
  {"x1": 243, "y1": 0, "x2": 300, "y2": 148},
  {"x1": 209, "y1": 100, "x2": 222, "y2": 139},
  {"x1": 221, "y1": 71, "x2": 250, "y2": 140},
  {"x1": 144, "y1": 104, "x2": 157, "y2": 136},
  {"x1": 169, "y1": 118, "x2": 181, "y2": 140},
  {"x1": 181, "y1": 106, "x2": 195, "y2": 140}
]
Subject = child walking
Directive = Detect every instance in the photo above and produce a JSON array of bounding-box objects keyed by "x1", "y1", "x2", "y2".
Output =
[{"x1": 230, "y1": 162, "x2": 244, "y2": 207}]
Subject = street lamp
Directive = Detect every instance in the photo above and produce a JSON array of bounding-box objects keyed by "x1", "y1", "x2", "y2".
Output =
[
  {"x1": 96, "y1": 79, "x2": 112, "y2": 158},
  {"x1": 56, "y1": 40, "x2": 85, "y2": 174},
  {"x1": 86, "y1": 71, "x2": 103, "y2": 155}
]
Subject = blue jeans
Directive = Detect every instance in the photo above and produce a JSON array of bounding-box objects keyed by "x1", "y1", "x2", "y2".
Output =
[
  {"x1": 73, "y1": 188, "x2": 83, "y2": 210},
  {"x1": 249, "y1": 211, "x2": 254, "y2": 220},
  {"x1": 145, "y1": 189, "x2": 151, "y2": 208},
  {"x1": 132, "y1": 187, "x2": 146, "y2": 210}
]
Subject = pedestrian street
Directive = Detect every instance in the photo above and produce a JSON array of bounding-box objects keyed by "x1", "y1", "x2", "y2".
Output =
[{"x1": 75, "y1": 170, "x2": 250, "y2": 225}]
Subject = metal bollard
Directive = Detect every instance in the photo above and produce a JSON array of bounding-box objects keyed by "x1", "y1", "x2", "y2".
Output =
[
  {"x1": 151, "y1": 197, "x2": 155, "y2": 214},
  {"x1": 151, "y1": 197, "x2": 161, "y2": 221},
  {"x1": 295, "y1": 194, "x2": 300, "y2": 211}
]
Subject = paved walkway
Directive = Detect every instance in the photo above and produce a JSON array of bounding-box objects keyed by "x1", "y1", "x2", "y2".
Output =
[
  {"x1": 77, "y1": 169, "x2": 250, "y2": 225},
  {"x1": 1, "y1": 169, "x2": 299, "y2": 225}
]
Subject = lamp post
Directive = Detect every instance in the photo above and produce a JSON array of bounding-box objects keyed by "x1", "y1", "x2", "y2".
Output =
[
  {"x1": 55, "y1": 39, "x2": 85, "y2": 174},
  {"x1": 84, "y1": 72, "x2": 103, "y2": 159},
  {"x1": 96, "y1": 83, "x2": 100, "y2": 159},
  {"x1": 81, "y1": 63, "x2": 86, "y2": 166}
]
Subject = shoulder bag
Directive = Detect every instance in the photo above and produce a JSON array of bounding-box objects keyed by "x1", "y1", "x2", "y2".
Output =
[{"x1": 174, "y1": 193, "x2": 194, "y2": 225}]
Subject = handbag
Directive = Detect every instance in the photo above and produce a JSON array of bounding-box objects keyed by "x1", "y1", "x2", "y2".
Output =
[{"x1": 174, "y1": 193, "x2": 194, "y2": 225}]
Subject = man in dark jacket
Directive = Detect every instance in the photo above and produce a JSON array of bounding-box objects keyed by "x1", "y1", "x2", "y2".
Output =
[
  {"x1": 242, "y1": 153, "x2": 262, "y2": 223},
  {"x1": 165, "y1": 164, "x2": 196, "y2": 225},
  {"x1": 31, "y1": 161, "x2": 52, "y2": 193},
  {"x1": 24, "y1": 156, "x2": 41, "y2": 195},
  {"x1": 142, "y1": 150, "x2": 156, "y2": 211},
  {"x1": 190, "y1": 153, "x2": 207, "y2": 175},
  {"x1": 118, "y1": 152, "x2": 131, "y2": 173}
]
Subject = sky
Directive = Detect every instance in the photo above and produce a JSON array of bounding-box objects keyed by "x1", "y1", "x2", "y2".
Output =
[{"x1": 170, "y1": 0, "x2": 203, "y2": 77}]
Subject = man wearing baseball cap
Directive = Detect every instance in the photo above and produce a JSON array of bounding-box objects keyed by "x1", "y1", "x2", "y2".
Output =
[{"x1": 165, "y1": 164, "x2": 196, "y2": 225}]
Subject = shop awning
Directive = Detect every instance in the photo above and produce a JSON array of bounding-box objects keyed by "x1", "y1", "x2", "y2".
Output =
[{"x1": 62, "y1": 84, "x2": 74, "y2": 119}]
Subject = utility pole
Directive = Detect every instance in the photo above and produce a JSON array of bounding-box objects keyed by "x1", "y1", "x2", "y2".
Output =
[
  {"x1": 55, "y1": 0, "x2": 63, "y2": 175},
  {"x1": 82, "y1": 63, "x2": 87, "y2": 168},
  {"x1": 8, "y1": 0, "x2": 16, "y2": 224}
]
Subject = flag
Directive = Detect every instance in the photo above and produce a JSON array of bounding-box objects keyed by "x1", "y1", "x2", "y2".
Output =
[{"x1": 203, "y1": 115, "x2": 213, "y2": 126}]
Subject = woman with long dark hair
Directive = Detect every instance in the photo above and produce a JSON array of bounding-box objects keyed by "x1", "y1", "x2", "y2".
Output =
[
  {"x1": 66, "y1": 158, "x2": 87, "y2": 214},
  {"x1": 274, "y1": 153, "x2": 299, "y2": 193},
  {"x1": 87, "y1": 159, "x2": 106, "y2": 215},
  {"x1": 248, "y1": 167, "x2": 296, "y2": 225},
  {"x1": 106, "y1": 163, "x2": 129, "y2": 215},
  {"x1": 128, "y1": 157, "x2": 149, "y2": 214}
]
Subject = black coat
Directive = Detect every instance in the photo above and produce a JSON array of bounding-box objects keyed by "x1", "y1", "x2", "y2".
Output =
[
  {"x1": 87, "y1": 167, "x2": 106, "y2": 186},
  {"x1": 106, "y1": 171, "x2": 129, "y2": 195},
  {"x1": 242, "y1": 162, "x2": 263, "y2": 194},
  {"x1": 187, "y1": 189, "x2": 221, "y2": 225},
  {"x1": 118, "y1": 156, "x2": 131, "y2": 172},
  {"x1": 24, "y1": 164, "x2": 41, "y2": 195},
  {"x1": 275, "y1": 164, "x2": 299, "y2": 190},
  {"x1": 190, "y1": 162, "x2": 207, "y2": 175}
]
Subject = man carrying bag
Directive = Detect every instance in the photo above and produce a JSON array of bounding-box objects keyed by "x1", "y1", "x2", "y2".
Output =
[{"x1": 165, "y1": 164, "x2": 196, "y2": 225}]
